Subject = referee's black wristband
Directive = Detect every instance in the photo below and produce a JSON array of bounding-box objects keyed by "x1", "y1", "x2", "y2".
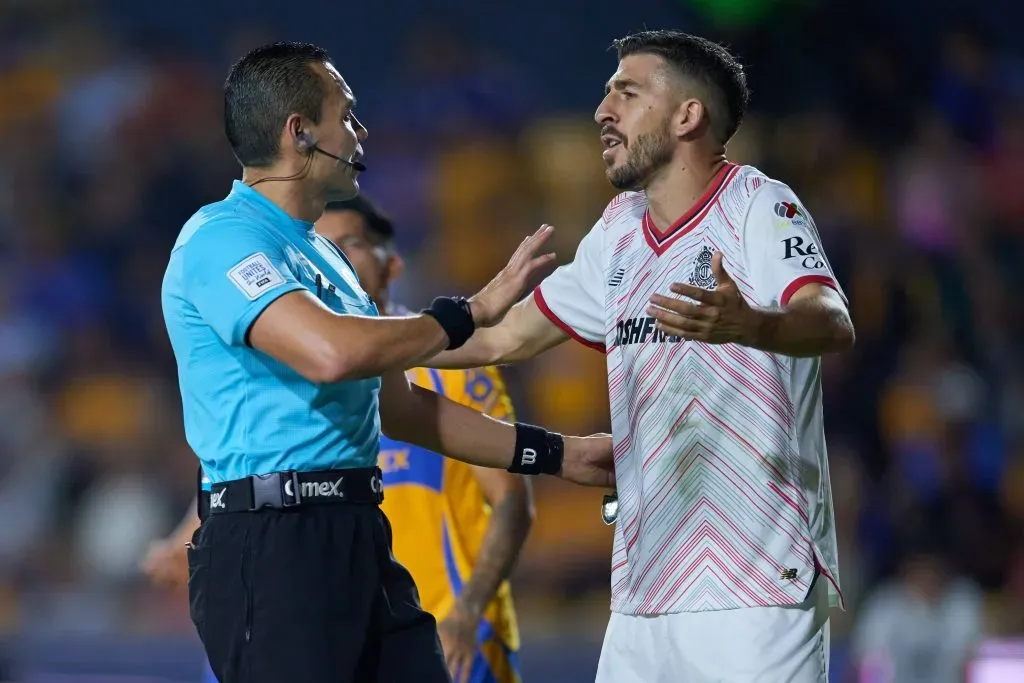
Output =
[
  {"x1": 422, "y1": 296, "x2": 476, "y2": 350},
  {"x1": 508, "y1": 422, "x2": 564, "y2": 476}
]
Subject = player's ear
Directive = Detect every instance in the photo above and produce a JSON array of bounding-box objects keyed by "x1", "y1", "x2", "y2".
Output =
[
  {"x1": 386, "y1": 253, "x2": 405, "y2": 284},
  {"x1": 674, "y1": 98, "x2": 707, "y2": 140}
]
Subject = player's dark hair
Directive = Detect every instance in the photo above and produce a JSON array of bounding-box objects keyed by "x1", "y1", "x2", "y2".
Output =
[
  {"x1": 612, "y1": 30, "x2": 749, "y2": 145},
  {"x1": 224, "y1": 41, "x2": 332, "y2": 167},
  {"x1": 324, "y1": 195, "x2": 395, "y2": 242}
]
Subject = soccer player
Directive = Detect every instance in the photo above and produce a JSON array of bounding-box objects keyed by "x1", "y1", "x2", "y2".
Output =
[
  {"x1": 144, "y1": 198, "x2": 530, "y2": 683},
  {"x1": 318, "y1": 196, "x2": 530, "y2": 683},
  {"x1": 423, "y1": 30, "x2": 855, "y2": 683},
  {"x1": 161, "y1": 42, "x2": 613, "y2": 683}
]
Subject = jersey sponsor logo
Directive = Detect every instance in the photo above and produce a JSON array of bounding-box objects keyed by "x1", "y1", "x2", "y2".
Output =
[
  {"x1": 226, "y1": 252, "x2": 286, "y2": 300},
  {"x1": 283, "y1": 476, "x2": 345, "y2": 499},
  {"x1": 774, "y1": 201, "x2": 809, "y2": 228},
  {"x1": 614, "y1": 316, "x2": 682, "y2": 346},
  {"x1": 688, "y1": 246, "x2": 717, "y2": 289},
  {"x1": 379, "y1": 448, "x2": 411, "y2": 474},
  {"x1": 781, "y1": 236, "x2": 825, "y2": 269}
]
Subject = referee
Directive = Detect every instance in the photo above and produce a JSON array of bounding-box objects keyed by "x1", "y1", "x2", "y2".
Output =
[{"x1": 160, "y1": 42, "x2": 614, "y2": 683}]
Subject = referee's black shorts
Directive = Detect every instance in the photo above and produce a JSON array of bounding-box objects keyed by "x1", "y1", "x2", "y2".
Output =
[{"x1": 187, "y1": 474, "x2": 450, "y2": 683}]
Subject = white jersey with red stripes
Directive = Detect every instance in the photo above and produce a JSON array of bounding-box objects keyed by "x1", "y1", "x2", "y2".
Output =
[{"x1": 534, "y1": 163, "x2": 845, "y2": 615}]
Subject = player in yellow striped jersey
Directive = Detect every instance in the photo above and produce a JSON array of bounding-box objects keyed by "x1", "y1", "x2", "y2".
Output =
[{"x1": 317, "y1": 196, "x2": 534, "y2": 683}]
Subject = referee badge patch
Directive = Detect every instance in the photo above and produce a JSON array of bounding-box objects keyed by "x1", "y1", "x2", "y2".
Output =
[{"x1": 227, "y1": 252, "x2": 286, "y2": 300}]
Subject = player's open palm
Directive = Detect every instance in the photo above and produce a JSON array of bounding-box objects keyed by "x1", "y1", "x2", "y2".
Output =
[
  {"x1": 469, "y1": 225, "x2": 557, "y2": 328},
  {"x1": 648, "y1": 250, "x2": 753, "y2": 345},
  {"x1": 559, "y1": 434, "x2": 616, "y2": 487}
]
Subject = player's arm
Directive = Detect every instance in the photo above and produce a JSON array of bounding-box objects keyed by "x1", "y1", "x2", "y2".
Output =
[
  {"x1": 426, "y1": 294, "x2": 568, "y2": 369},
  {"x1": 742, "y1": 284, "x2": 853, "y2": 356},
  {"x1": 452, "y1": 369, "x2": 533, "y2": 619},
  {"x1": 457, "y1": 467, "x2": 533, "y2": 615},
  {"x1": 424, "y1": 219, "x2": 608, "y2": 369},
  {"x1": 184, "y1": 220, "x2": 555, "y2": 384},
  {"x1": 377, "y1": 369, "x2": 613, "y2": 487},
  {"x1": 648, "y1": 182, "x2": 854, "y2": 357}
]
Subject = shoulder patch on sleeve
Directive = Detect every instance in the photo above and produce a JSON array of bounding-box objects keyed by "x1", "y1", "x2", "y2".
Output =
[{"x1": 226, "y1": 252, "x2": 286, "y2": 300}]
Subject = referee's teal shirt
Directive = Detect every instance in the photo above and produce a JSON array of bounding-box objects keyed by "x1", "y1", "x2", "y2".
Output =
[{"x1": 162, "y1": 181, "x2": 381, "y2": 484}]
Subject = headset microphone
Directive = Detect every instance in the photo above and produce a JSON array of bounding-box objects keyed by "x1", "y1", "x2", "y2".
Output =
[
  {"x1": 315, "y1": 146, "x2": 367, "y2": 172},
  {"x1": 297, "y1": 132, "x2": 367, "y2": 172}
]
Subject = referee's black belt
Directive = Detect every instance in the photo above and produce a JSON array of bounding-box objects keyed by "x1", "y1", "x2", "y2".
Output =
[{"x1": 202, "y1": 467, "x2": 383, "y2": 517}]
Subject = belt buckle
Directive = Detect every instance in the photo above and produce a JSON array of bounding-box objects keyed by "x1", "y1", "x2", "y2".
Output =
[{"x1": 250, "y1": 472, "x2": 298, "y2": 510}]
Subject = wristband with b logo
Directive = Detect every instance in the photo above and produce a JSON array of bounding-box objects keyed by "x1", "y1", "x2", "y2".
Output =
[{"x1": 508, "y1": 422, "x2": 563, "y2": 475}]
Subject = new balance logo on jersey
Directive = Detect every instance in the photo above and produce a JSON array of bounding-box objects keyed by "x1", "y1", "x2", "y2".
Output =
[
  {"x1": 781, "y1": 236, "x2": 824, "y2": 269},
  {"x1": 614, "y1": 316, "x2": 682, "y2": 346},
  {"x1": 608, "y1": 268, "x2": 625, "y2": 287}
]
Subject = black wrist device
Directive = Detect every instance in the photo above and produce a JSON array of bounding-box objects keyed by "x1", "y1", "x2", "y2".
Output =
[{"x1": 422, "y1": 296, "x2": 475, "y2": 350}]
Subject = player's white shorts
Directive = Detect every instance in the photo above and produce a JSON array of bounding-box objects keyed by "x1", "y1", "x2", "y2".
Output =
[{"x1": 596, "y1": 577, "x2": 830, "y2": 683}]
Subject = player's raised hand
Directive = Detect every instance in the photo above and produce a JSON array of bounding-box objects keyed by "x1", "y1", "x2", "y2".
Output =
[
  {"x1": 647, "y1": 251, "x2": 754, "y2": 345},
  {"x1": 468, "y1": 225, "x2": 557, "y2": 328},
  {"x1": 559, "y1": 434, "x2": 616, "y2": 487}
]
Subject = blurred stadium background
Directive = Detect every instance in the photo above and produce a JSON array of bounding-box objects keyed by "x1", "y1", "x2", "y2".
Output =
[{"x1": 0, "y1": 0, "x2": 1023, "y2": 681}]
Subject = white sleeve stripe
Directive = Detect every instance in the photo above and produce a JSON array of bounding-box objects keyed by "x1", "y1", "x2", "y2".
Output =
[{"x1": 532, "y1": 288, "x2": 606, "y2": 352}]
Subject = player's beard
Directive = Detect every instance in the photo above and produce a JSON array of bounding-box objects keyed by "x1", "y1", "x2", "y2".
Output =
[{"x1": 606, "y1": 119, "x2": 674, "y2": 191}]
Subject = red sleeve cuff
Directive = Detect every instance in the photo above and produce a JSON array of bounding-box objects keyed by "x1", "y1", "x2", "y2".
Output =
[
  {"x1": 532, "y1": 287, "x2": 606, "y2": 353},
  {"x1": 780, "y1": 275, "x2": 840, "y2": 306}
]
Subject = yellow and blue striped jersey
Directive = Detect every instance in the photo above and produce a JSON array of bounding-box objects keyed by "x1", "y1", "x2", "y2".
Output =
[{"x1": 379, "y1": 365, "x2": 522, "y2": 683}]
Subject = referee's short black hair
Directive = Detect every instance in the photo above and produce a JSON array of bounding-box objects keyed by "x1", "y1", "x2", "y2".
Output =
[
  {"x1": 324, "y1": 196, "x2": 395, "y2": 242},
  {"x1": 612, "y1": 30, "x2": 749, "y2": 145},
  {"x1": 224, "y1": 41, "x2": 332, "y2": 168}
]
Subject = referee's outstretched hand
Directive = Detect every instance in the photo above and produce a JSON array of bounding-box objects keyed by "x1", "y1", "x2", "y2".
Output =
[
  {"x1": 468, "y1": 224, "x2": 557, "y2": 328},
  {"x1": 559, "y1": 434, "x2": 616, "y2": 487}
]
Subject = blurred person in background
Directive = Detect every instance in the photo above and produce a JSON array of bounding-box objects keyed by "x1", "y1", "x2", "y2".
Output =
[
  {"x1": 852, "y1": 532, "x2": 983, "y2": 683},
  {"x1": 147, "y1": 197, "x2": 536, "y2": 683},
  {"x1": 425, "y1": 29, "x2": 854, "y2": 683},
  {"x1": 319, "y1": 196, "x2": 533, "y2": 683}
]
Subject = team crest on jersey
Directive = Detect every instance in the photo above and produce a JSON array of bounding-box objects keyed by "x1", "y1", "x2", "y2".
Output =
[{"x1": 688, "y1": 246, "x2": 716, "y2": 289}]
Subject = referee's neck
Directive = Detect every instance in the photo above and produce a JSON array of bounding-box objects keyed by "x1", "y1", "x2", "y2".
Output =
[{"x1": 241, "y1": 170, "x2": 326, "y2": 224}]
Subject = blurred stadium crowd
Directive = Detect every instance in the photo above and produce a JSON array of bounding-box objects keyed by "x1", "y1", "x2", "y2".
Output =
[{"x1": 0, "y1": 0, "x2": 1023, "y2": 681}]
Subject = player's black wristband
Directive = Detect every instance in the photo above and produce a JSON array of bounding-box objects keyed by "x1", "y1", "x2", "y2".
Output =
[
  {"x1": 508, "y1": 422, "x2": 564, "y2": 476},
  {"x1": 422, "y1": 296, "x2": 476, "y2": 350}
]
